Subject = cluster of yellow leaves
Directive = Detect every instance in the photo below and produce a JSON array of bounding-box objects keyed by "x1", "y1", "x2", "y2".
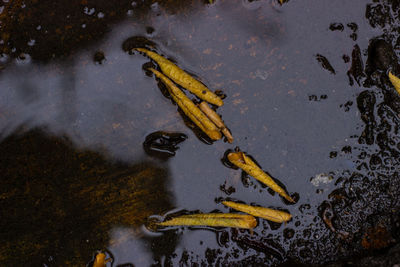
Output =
[
  {"x1": 136, "y1": 48, "x2": 233, "y2": 143},
  {"x1": 156, "y1": 201, "x2": 291, "y2": 229},
  {"x1": 136, "y1": 48, "x2": 223, "y2": 106},
  {"x1": 222, "y1": 201, "x2": 291, "y2": 223},
  {"x1": 149, "y1": 68, "x2": 222, "y2": 140},
  {"x1": 135, "y1": 47, "x2": 293, "y2": 231}
]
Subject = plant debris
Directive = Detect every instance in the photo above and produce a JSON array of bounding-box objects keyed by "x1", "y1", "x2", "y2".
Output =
[
  {"x1": 222, "y1": 201, "x2": 291, "y2": 223},
  {"x1": 388, "y1": 71, "x2": 400, "y2": 95},
  {"x1": 149, "y1": 68, "x2": 222, "y2": 140},
  {"x1": 198, "y1": 101, "x2": 233, "y2": 143},
  {"x1": 92, "y1": 253, "x2": 111, "y2": 267},
  {"x1": 227, "y1": 151, "x2": 295, "y2": 203},
  {"x1": 136, "y1": 48, "x2": 223, "y2": 106},
  {"x1": 157, "y1": 213, "x2": 257, "y2": 229}
]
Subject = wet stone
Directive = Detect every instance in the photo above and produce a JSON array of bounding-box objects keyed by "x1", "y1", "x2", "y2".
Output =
[
  {"x1": 329, "y1": 23, "x2": 344, "y2": 31},
  {"x1": 93, "y1": 51, "x2": 105, "y2": 64},
  {"x1": 143, "y1": 131, "x2": 187, "y2": 160},
  {"x1": 366, "y1": 39, "x2": 399, "y2": 74}
]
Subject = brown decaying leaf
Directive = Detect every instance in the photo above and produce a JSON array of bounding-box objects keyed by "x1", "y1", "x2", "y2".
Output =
[
  {"x1": 135, "y1": 48, "x2": 224, "y2": 106},
  {"x1": 222, "y1": 201, "x2": 291, "y2": 223},
  {"x1": 149, "y1": 68, "x2": 222, "y2": 140},
  {"x1": 198, "y1": 101, "x2": 234, "y2": 143},
  {"x1": 227, "y1": 152, "x2": 295, "y2": 203},
  {"x1": 158, "y1": 213, "x2": 257, "y2": 229}
]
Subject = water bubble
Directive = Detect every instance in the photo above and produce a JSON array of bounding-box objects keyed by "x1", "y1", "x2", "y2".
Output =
[
  {"x1": 27, "y1": 39, "x2": 35, "y2": 46},
  {"x1": 0, "y1": 53, "x2": 9, "y2": 63},
  {"x1": 84, "y1": 7, "x2": 95, "y2": 15},
  {"x1": 16, "y1": 53, "x2": 31, "y2": 65}
]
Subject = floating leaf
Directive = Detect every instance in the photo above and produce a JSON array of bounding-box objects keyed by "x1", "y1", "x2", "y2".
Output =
[
  {"x1": 149, "y1": 68, "x2": 222, "y2": 140},
  {"x1": 388, "y1": 71, "x2": 400, "y2": 95},
  {"x1": 158, "y1": 213, "x2": 257, "y2": 229},
  {"x1": 135, "y1": 48, "x2": 223, "y2": 106},
  {"x1": 222, "y1": 201, "x2": 291, "y2": 223},
  {"x1": 198, "y1": 101, "x2": 233, "y2": 143},
  {"x1": 227, "y1": 152, "x2": 295, "y2": 203},
  {"x1": 93, "y1": 253, "x2": 111, "y2": 267}
]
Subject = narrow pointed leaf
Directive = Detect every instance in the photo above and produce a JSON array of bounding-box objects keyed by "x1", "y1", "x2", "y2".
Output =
[
  {"x1": 222, "y1": 201, "x2": 291, "y2": 223},
  {"x1": 136, "y1": 48, "x2": 223, "y2": 106},
  {"x1": 388, "y1": 71, "x2": 400, "y2": 95},
  {"x1": 227, "y1": 152, "x2": 295, "y2": 203},
  {"x1": 158, "y1": 213, "x2": 257, "y2": 229},
  {"x1": 198, "y1": 101, "x2": 233, "y2": 143},
  {"x1": 149, "y1": 68, "x2": 222, "y2": 140}
]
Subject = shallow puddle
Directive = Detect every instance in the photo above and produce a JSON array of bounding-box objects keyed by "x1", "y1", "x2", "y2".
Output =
[{"x1": 1, "y1": 0, "x2": 399, "y2": 266}]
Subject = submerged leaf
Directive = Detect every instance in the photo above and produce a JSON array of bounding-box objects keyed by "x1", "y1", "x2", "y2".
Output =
[
  {"x1": 227, "y1": 152, "x2": 295, "y2": 203},
  {"x1": 388, "y1": 71, "x2": 400, "y2": 95},
  {"x1": 158, "y1": 213, "x2": 257, "y2": 229},
  {"x1": 149, "y1": 68, "x2": 221, "y2": 140},
  {"x1": 222, "y1": 201, "x2": 291, "y2": 223},
  {"x1": 135, "y1": 48, "x2": 224, "y2": 106}
]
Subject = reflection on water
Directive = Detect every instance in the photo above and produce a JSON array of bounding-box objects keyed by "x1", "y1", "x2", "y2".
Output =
[
  {"x1": 1, "y1": 0, "x2": 400, "y2": 265},
  {"x1": 0, "y1": 129, "x2": 175, "y2": 266}
]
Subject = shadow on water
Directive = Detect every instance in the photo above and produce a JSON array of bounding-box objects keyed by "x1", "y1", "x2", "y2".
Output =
[{"x1": 0, "y1": 128, "x2": 176, "y2": 266}]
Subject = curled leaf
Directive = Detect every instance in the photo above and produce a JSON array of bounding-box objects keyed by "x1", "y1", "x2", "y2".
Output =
[
  {"x1": 149, "y1": 68, "x2": 222, "y2": 140},
  {"x1": 198, "y1": 101, "x2": 233, "y2": 143},
  {"x1": 227, "y1": 152, "x2": 295, "y2": 203},
  {"x1": 222, "y1": 201, "x2": 291, "y2": 223},
  {"x1": 135, "y1": 48, "x2": 224, "y2": 106},
  {"x1": 93, "y1": 253, "x2": 111, "y2": 267},
  {"x1": 388, "y1": 71, "x2": 400, "y2": 95},
  {"x1": 158, "y1": 213, "x2": 257, "y2": 229}
]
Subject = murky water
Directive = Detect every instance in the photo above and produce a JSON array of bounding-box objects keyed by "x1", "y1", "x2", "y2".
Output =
[{"x1": 1, "y1": 0, "x2": 399, "y2": 266}]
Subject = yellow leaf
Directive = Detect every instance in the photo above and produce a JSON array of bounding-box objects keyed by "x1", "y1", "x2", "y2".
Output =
[
  {"x1": 198, "y1": 101, "x2": 233, "y2": 143},
  {"x1": 222, "y1": 201, "x2": 291, "y2": 223},
  {"x1": 135, "y1": 48, "x2": 224, "y2": 106},
  {"x1": 93, "y1": 253, "x2": 111, "y2": 267},
  {"x1": 158, "y1": 213, "x2": 257, "y2": 229},
  {"x1": 227, "y1": 152, "x2": 295, "y2": 203},
  {"x1": 149, "y1": 68, "x2": 222, "y2": 140},
  {"x1": 388, "y1": 71, "x2": 400, "y2": 95}
]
